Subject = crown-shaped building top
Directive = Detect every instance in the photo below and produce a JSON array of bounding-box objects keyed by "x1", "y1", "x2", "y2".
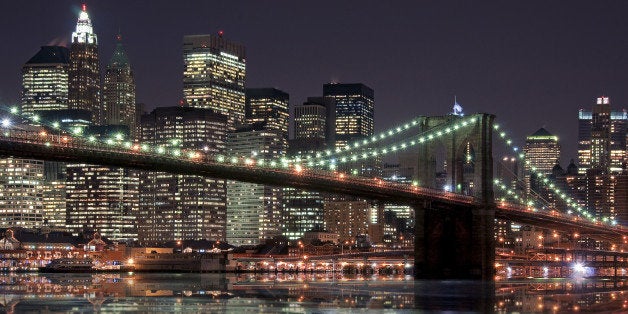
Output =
[{"x1": 72, "y1": 4, "x2": 97, "y2": 44}]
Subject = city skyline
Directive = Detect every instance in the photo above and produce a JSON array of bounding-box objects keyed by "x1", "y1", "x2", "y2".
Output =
[{"x1": 2, "y1": 1, "x2": 628, "y2": 162}]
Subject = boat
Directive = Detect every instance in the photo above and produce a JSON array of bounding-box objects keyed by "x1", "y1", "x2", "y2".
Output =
[{"x1": 39, "y1": 258, "x2": 94, "y2": 273}]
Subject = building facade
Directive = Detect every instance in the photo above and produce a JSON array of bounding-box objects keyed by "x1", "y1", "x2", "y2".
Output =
[
  {"x1": 183, "y1": 33, "x2": 246, "y2": 128},
  {"x1": 103, "y1": 35, "x2": 136, "y2": 137},
  {"x1": 578, "y1": 96, "x2": 627, "y2": 174},
  {"x1": 21, "y1": 46, "x2": 70, "y2": 114},
  {"x1": 139, "y1": 107, "x2": 228, "y2": 245},
  {"x1": 68, "y1": 4, "x2": 101, "y2": 125},
  {"x1": 524, "y1": 128, "x2": 561, "y2": 192},
  {"x1": 0, "y1": 158, "x2": 45, "y2": 229},
  {"x1": 226, "y1": 125, "x2": 286, "y2": 246},
  {"x1": 245, "y1": 88, "x2": 289, "y2": 142}
]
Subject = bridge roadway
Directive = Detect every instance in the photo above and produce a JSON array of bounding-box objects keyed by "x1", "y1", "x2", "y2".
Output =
[{"x1": 0, "y1": 130, "x2": 625, "y2": 241}]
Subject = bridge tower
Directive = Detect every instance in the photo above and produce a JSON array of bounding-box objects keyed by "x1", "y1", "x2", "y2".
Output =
[{"x1": 414, "y1": 113, "x2": 495, "y2": 280}]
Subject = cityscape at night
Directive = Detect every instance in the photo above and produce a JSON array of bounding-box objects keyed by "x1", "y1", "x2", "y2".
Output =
[{"x1": 0, "y1": 1, "x2": 627, "y2": 312}]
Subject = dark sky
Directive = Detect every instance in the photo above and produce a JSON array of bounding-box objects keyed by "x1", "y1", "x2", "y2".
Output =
[{"x1": 2, "y1": 1, "x2": 628, "y2": 163}]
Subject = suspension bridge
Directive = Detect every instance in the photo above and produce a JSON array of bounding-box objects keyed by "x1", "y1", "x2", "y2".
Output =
[{"x1": 0, "y1": 107, "x2": 625, "y2": 280}]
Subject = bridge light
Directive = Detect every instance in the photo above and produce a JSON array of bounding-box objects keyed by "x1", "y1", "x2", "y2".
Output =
[
  {"x1": 9, "y1": 107, "x2": 18, "y2": 114},
  {"x1": 141, "y1": 144, "x2": 148, "y2": 151},
  {"x1": 45, "y1": 142, "x2": 51, "y2": 147},
  {"x1": 1, "y1": 118, "x2": 11, "y2": 128},
  {"x1": 157, "y1": 147, "x2": 166, "y2": 154},
  {"x1": 52, "y1": 122, "x2": 60, "y2": 129},
  {"x1": 124, "y1": 142, "x2": 132, "y2": 148},
  {"x1": 230, "y1": 157, "x2": 237, "y2": 164},
  {"x1": 172, "y1": 150, "x2": 181, "y2": 157},
  {"x1": 32, "y1": 114, "x2": 40, "y2": 122},
  {"x1": 88, "y1": 136, "x2": 96, "y2": 142},
  {"x1": 294, "y1": 164, "x2": 303, "y2": 173},
  {"x1": 39, "y1": 130, "x2": 46, "y2": 136},
  {"x1": 257, "y1": 159, "x2": 264, "y2": 166},
  {"x1": 72, "y1": 127, "x2": 82, "y2": 135},
  {"x1": 244, "y1": 158, "x2": 253, "y2": 165}
]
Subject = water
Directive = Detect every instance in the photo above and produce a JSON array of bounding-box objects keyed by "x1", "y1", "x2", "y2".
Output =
[{"x1": 0, "y1": 273, "x2": 627, "y2": 313}]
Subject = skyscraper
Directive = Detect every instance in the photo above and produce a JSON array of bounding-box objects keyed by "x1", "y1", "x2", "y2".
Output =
[
  {"x1": 226, "y1": 124, "x2": 286, "y2": 246},
  {"x1": 578, "y1": 96, "x2": 627, "y2": 174},
  {"x1": 139, "y1": 107, "x2": 228, "y2": 245},
  {"x1": 524, "y1": 128, "x2": 561, "y2": 192},
  {"x1": 103, "y1": 34, "x2": 136, "y2": 137},
  {"x1": 69, "y1": 4, "x2": 101, "y2": 124},
  {"x1": 322, "y1": 83, "x2": 374, "y2": 149},
  {"x1": 21, "y1": 46, "x2": 70, "y2": 114},
  {"x1": 245, "y1": 88, "x2": 289, "y2": 141},
  {"x1": 183, "y1": 33, "x2": 246, "y2": 128},
  {"x1": 283, "y1": 97, "x2": 336, "y2": 240}
]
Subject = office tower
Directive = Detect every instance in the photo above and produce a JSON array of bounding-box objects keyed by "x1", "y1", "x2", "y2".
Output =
[
  {"x1": 323, "y1": 83, "x2": 376, "y2": 176},
  {"x1": 42, "y1": 180, "x2": 66, "y2": 229},
  {"x1": 578, "y1": 96, "x2": 627, "y2": 174},
  {"x1": 323, "y1": 83, "x2": 374, "y2": 148},
  {"x1": 245, "y1": 88, "x2": 289, "y2": 141},
  {"x1": 103, "y1": 34, "x2": 136, "y2": 137},
  {"x1": 226, "y1": 124, "x2": 286, "y2": 246},
  {"x1": 139, "y1": 107, "x2": 228, "y2": 245},
  {"x1": 65, "y1": 125, "x2": 139, "y2": 242},
  {"x1": 282, "y1": 97, "x2": 336, "y2": 240},
  {"x1": 68, "y1": 4, "x2": 101, "y2": 125},
  {"x1": 183, "y1": 33, "x2": 246, "y2": 128},
  {"x1": 21, "y1": 46, "x2": 70, "y2": 114},
  {"x1": 524, "y1": 128, "x2": 560, "y2": 192},
  {"x1": 0, "y1": 158, "x2": 44, "y2": 229}
]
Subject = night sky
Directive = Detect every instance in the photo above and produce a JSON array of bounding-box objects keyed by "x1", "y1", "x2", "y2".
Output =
[{"x1": 2, "y1": 1, "x2": 628, "y2": 162}]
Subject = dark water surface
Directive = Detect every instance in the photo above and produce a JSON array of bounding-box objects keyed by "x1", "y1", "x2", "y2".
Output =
[{"x1": 0, "y1": 273, "x2": 627, "y2": 313}]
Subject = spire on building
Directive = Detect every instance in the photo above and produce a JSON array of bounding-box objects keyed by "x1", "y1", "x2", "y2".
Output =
[
  {"x1": 108, "y1": 33, "x2": 130, "y2": 68},
  {"x1": 72, "y1": 4, "x2": 97, "y2": 44}
]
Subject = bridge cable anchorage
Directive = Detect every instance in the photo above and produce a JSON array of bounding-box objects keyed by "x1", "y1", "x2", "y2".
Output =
[
  {"x1": 290, "y1": 115, "x2": 479, "y2": 171},
  {"x1": 493, "y1": 122, "x2": 618, "y2": 227}
]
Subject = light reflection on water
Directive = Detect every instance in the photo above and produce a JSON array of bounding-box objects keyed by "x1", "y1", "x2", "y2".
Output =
[{"x1": 0, "y1": 273, "x2": 627, "y2": 312}]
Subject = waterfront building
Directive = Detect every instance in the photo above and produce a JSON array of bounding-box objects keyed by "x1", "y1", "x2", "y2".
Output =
[
  {"x1": 21, "y1": 46, "x2": 70, "y2": 114},
  {"x1": 139, "y1": 107, "x2": 228, "y2": 245},
  {"x1": 68, "y1": 4, "x2": 101, "y2": 124},
  {"x1": 183, "y1": 33, "x2": 246, "y2": 128},
  {"x1": 65, "y1": 126, "x2": 139, "y2": 242},
  {"x1": 0, "y1": 158, "x2": 45, "y2": 229},
  {"x1": 103, "y1": 34, "x2": 136, "y2": 137},
  {"x1": 323, "y1": 201, "x2": 369, "y2": 243},
  {"x1": 226, "y1": 124, "x2": 286, "y2": 246}
]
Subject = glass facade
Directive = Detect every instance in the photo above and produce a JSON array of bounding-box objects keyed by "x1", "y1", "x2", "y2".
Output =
[
  {"x1": 21, "y1": 46, "x2": 70, "y2": 114},
  {"x1": 524, "y1": 128, "x2": 560, "y2": 192}
]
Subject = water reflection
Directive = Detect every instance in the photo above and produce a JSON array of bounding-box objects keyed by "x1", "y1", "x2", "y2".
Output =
[{"x1": 0, "y1": 273, "x2": 627, "y2": 312}]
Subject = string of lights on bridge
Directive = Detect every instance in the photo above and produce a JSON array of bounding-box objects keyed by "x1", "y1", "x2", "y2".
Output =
[
  {"x1": 1, "y1": 106, "x2": 473, "y2": 175},
  {"x1": 492, "y1": 123, "x2": 617, "y2": 226},
  {"x1": 0, "y1": 105, "x2": 619, "y2": 228},
  {"x1": 290, "y1": 117, "x2": 479, "y2": 171}
]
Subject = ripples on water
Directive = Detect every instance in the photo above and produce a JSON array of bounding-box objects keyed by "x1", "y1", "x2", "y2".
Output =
[{"x1": 0, "y1": 273, "x2": 627, "y2": 312}]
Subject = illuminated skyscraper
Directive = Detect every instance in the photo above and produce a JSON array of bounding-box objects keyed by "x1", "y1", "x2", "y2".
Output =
[
  {"x1": 323, "y1": 83, "x2": 374, "y2": 148},
  {"x1": 103, "y1": 34, "x2": 136, "y2": 137},
  {"x1": 69, "y1": 4, "x2": 101, "y2": 124},
  {"x1": 183, "y1": 33, "x2": 246, "y2": 128},
  {"x1": 282, "y1": 97, "x2": 336, "y2": 240},
  {"x1": 245, "y1": 88, "x2": 289, "y2": 141},
  {"x1": 227, "y1": 124, "x2": 286, "y2": 246},
  {"x1": 578, "y1": 96, "x2": 627, "y2": 174},
  {"x1": 139, "y1": 107, "x2": 228, "y2": 245},
  {"x1": 524, "y1": 128, "x2": 560, "y2": 191},
  {"x1": 21, "y1": 46, "x2": 70, "y2": 114}
]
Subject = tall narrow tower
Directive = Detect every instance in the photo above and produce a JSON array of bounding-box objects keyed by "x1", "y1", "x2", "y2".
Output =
[
  {"x1": 103, "y1": 34, "x2": 136, "y2": 137},
  {"x1": 69, "y1": 4, "x2": 101, "y2": 125}
]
